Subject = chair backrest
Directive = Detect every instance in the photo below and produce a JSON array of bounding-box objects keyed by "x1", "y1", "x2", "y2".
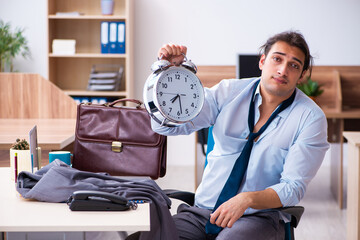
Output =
[{"x1": 204, "y1": 126, "x2": 214, "y2": 169}]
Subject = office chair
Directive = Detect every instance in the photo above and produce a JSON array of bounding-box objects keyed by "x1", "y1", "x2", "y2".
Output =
[
  {"x1": 165, "y1": 126, "x2": 304, "y2": 240},
  {"x1": 126, "y1": 127, "x2": 304, "y2": 240}
]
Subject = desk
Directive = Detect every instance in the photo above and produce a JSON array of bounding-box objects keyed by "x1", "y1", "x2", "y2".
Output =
[
  {"x1": 0, "y1": 119, "x2": 76, "y2": 150},
  {"x1": 327, "y1": 111, "x2": 360, "y2": 209},
  {"x1": 0, "y1": 167, "x2": 150, "y2": 232},
  {"x1": 343, "y1": 132, "x2": 360, "y2": 240}
]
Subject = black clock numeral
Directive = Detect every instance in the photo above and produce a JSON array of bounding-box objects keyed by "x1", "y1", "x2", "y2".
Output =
[
  {"x1": 175, "y1": 74, "x2": 180, "y2": 80},
  {"x1": 159, "y1": 92, "x2": 163, "y2": 96},
  {"x1": 169, "y1": 107, "x2": 172, "y2": 112},
  {"x1": 193, "y1": 93, "x2": 197, "y2": 98},
  {"x1": 191, "y1": 102, "x2": 195, "y2": 107},
  {"x1": 190, "y1": 84, "x2": 194, "y2": 89},
  {"x1": 167, "y1": 77, "x2": 173, "y2": 82},
  {"x1": 162, "y1": 83, "x2": 168, "y2": 88},
  {"x1": 184, "y1": 77, "x2": 187, "y2": 82},
  {"x1": 177, "y1": 111, "x2": 181, "y2": 116},
  {"x1": 185, "y1": 109, "x2": 189, "y2": 114},
  {"x1": 162, "y1": 101, "x2": 166, "y2": 106}
]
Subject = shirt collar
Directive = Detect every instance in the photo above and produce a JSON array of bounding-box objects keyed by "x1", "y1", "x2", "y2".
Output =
[
  {"x1": 254, "y1": 80, "x2": 295, "y2": 119},
  {"x1": 253, "y1": 80, "x2": 262, "y2": 107}
]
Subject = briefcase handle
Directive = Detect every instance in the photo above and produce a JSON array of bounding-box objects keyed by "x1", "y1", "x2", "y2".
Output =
[{"x1": 106, "y1": 99, "x2": 143, "y2": 109}]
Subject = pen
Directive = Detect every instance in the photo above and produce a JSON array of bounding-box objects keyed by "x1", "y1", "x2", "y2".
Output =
[{"x1": 14, "y1": 152, "x2": 18, "y2": 183}]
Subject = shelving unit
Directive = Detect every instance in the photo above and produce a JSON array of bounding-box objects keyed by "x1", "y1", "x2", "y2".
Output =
[{"x1": 47, "y1": 0, "x2": 133, "y2": 99}]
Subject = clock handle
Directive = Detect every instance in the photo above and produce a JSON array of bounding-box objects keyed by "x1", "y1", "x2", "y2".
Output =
[{"x1": 106, "y1": 99, "x2": 143, "y2": 109}]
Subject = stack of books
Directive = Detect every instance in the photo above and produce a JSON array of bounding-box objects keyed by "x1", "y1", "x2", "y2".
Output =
[{"x1": 87, "y1": 64, "x2": 124, "y2": 91}]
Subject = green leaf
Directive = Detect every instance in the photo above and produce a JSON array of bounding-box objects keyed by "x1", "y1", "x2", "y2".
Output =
[
  {"x1": 297, "y1": 77, "x2": 324, "y2": 97},
  {"x1": 0, "y1": 19, "x2": 30, "y2": 72}
]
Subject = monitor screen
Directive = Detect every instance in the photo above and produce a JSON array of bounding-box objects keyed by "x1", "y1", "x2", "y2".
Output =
[{"x1": 236, "y1": 54, "x2": 262, "y2": 79}]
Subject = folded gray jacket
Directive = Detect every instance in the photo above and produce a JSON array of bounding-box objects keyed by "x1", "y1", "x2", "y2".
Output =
[{"x1": 16, "y1": 160, "x2": 178, "y2": 240}]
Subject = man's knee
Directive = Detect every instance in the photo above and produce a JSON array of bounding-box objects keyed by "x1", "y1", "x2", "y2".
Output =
[
  {"x1": 216, "y1": 212, "x2": 285, "y2": 240},
  {"x1": 172, "y1": 204, "x2": 211, "y2": 240},
  {"x1": 173, "y1": 211, "x2": 206, "y2": 240}
]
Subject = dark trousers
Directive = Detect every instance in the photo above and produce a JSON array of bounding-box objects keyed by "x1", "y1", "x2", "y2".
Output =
[{"x1": 173, "y1": 204, "x2": 285, "y2": 240}]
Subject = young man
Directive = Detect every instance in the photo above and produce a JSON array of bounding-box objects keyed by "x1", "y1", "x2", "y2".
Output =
[{"x1": 152, "y1": 31, "x2": 329, "y2": 240}]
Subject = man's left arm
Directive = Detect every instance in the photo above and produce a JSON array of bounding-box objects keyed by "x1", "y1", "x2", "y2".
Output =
[
  {"x1": 211, "y1": 108, "x2": 330, "y2": 228},
  {"x1": 210, "y1": 188, "x2": 281, "y2": 228}
]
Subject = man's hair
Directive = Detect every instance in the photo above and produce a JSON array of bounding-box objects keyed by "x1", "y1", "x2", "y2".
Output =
[{"x1": 259, "y1": 31, "x2": 313, "y2": 76}]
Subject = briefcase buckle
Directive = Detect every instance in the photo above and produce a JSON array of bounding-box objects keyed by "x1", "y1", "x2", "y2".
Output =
[{"x1": 112, "y1": 141, "x2": 123, "y2": 152}]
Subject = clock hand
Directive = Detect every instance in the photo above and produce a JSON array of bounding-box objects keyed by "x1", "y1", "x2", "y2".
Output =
[
  {"x1": 171, "y1": 94, "x2": 179, "y2": 103},
  {"x1": 162, "y1": 92, "x2": 186, "y2": 96},
  {"x1": 178, "y1": 95, "x2": 183, "y2": 114},
  {"x1": 170, "y1": 95, "x2": 177, "y2": 103}
]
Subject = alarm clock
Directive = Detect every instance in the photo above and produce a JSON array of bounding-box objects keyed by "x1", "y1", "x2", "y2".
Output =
[{"x1": 143, "y1": 55, "x2": 205, "y2": 127}]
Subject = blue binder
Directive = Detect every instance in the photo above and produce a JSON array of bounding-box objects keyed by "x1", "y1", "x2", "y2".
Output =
[
  {"x1": 109, "y1": 22, "x2": 118, "y2": 53},
  {"x1": 100, "y1": 21, "x2": 109, "y2": 53},
  {"x1": 117, "y1": 22, "x2": 125, "y2": 54}
]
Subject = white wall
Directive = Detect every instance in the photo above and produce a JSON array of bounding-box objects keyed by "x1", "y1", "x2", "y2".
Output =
[
  {"x1": 1, "y1": 0, "x2": 360, "y2": 166},
  {"x1": 0, "y1": 0, "x2": 47, "y2": 78},
  {"x1": 134, "y1": 0, "x2": 360, "y2": 99}
]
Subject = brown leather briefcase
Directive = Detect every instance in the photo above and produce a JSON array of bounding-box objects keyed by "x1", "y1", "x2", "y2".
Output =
[{"x1": 73, "y1": 99, "x2": 167, "y2": 179}]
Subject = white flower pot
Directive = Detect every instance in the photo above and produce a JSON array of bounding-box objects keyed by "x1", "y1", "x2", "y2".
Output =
[{"x1": 10, "y1": 148, "x2": 32, "y2": 181}]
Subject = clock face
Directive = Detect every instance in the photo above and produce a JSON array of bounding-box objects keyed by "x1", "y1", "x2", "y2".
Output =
[{"x1": 154, "y1": 67, "x2": 204, "y2": 123}]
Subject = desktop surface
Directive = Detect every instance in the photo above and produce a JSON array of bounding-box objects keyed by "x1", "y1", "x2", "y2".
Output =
[
  {"x1": 0, "y1": 119, "x2": 76, "y2": 150},
  {"x1": 0, "y1": 168, "x2": 150, "y2": 232}
]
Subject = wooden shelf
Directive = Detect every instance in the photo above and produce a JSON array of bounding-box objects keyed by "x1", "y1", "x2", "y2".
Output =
[
  {"x1": 49, "y1": 53, "x2": 127, "y2": 58},
  {"x1": 49, "y1": 14, "x2": 126, "y2": 20},
  {"x1": 47, "y1": 0, "x2": 134, "y2": 101},
  {"x1": 64, "y1": 90, "x2": 127, "y2": 97}
]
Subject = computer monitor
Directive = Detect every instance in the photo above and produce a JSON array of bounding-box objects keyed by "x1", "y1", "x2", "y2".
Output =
[{"x1": 236, "y1": 54, "x2": 262, "y2": 79}]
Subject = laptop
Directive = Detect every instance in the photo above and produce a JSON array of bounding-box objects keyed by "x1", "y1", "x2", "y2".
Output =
[{"x1": 29, "y1": 125, "x2": 39, "y2": 172}]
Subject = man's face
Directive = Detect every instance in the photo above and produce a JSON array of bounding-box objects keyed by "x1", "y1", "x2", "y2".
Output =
[{"x1": 259, "y1": 41, "x2": 306, "y2": 99}]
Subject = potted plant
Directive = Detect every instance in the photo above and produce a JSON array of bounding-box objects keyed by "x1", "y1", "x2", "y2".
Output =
[
  {"x1": 10, "y1": 138, "x2": 31, "y2": 180},
  {"x1": 297, "y1": 77, "x2": 324, "y2": 101},
  {"x1": 0, "y1": 19, "x2": 30, "y2": 72}
]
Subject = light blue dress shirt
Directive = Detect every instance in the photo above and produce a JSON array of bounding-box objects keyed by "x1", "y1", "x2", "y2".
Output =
[{"x1": 152, "y1": 77, "x2": 329, "y2": 215}]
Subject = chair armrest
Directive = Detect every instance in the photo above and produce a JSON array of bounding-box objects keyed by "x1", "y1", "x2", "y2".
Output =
[
  {"x1": 163, "y1": 189, "x2": 195, "y2": 206},
  {"x1": 277, "y1": 206, "x2": 304, "y2": 228},
  {"x1": 164, "y1": 189, "x2": 304, "y2": 229}
]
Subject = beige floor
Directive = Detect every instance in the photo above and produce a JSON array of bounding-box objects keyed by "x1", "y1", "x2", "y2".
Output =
[{"x1": 296, "y1": 163, "x2": 346, "y2": 240}]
